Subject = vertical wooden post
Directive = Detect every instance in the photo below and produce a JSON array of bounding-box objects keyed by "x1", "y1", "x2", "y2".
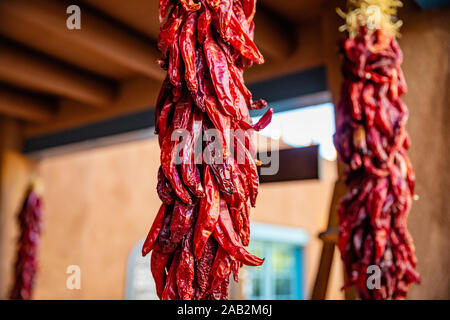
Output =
[
  {"x1": 0, "y1": 116, "x2": 32, "y2": 298},
  {"x1": 311, "y1": 0, "x2": 357, "y2": 300}
]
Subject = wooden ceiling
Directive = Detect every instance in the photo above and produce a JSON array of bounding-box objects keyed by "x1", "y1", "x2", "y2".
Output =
[{"x1": 0, "y1": 0, "x2": 326, "y2": 139}]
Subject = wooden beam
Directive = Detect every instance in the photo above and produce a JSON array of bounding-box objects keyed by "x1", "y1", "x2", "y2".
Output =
[
  {"x1": 0, "y1": 87, "x2": 55, "y2": 123},
  {"x1": 23, "y1": 76, "x2": 162, "y2": 138},
  {"x1": 0, "y1": 42, "x2": 115, "y2": 107},
  {"x1": 0, "y1": 0, "x2": 164, "y2": 80},
  {"x1": 258, "y1": 145, "x2": 320, "y2": 183},
  {"x1": 254, "y1": 7, "x2": 295, "y2": 60},
  {"x1": 318, "y1": 227, "x2": 339, "y2": 243},
  {"x1": 23, "y1": 108, "x2": 156, "y2": 155}
]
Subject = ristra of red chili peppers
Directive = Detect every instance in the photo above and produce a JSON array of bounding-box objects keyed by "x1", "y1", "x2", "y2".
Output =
[
  {"x1": 10, "y1": 182, "x2": 43, "y2": 300},
  {"x1": 334, "y1": 0, "x2": 420, "y2": 299},
  {"x1": 143, "y1": 0, "x2": 272, "y2": 300}
]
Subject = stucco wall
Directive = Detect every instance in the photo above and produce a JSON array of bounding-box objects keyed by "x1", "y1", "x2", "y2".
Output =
[{"x1": 398, "y1": 7, "x2": 450, "y2": 299}]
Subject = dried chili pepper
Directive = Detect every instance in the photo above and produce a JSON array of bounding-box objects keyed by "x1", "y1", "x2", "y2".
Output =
[
  {"x1": 334, "y1": 0, "x2": 419, "y2": 300},
  {"x1": 180, "y1": 11, "x2": 199, "y2": 93},
  {"x1": 143, "y1": 0, "x2": 270, "y2": 300},
  {"x1": 142, "y1": 203, "x2": 167, "y2": 256},
  {"x1": 10, "y1": 182, "x2": 43, "y2": 300}
]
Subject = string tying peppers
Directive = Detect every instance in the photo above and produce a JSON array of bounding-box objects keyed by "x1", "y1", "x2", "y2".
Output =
[
  {"x1": 143, "y1": 0, "x2": 272, "y2": 300},
  {"x1": 10, "y1": 181, "x2": 43, "y2": 300},
  {"x1": 334, "y1": 0, "x2": 420, "y2": 299}
]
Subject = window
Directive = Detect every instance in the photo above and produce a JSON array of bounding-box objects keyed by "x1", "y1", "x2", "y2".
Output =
[
  {"x1": 243, "y1": 222, "x2": 309, "y2": 300},
  {"x1": 246, "y1": 241, "x2": 304, "y2": 300}
]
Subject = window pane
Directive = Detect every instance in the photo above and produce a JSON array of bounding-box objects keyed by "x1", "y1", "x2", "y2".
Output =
[
  {"x1": 272, "y1": 245, "x2": 294, "y2": 273},
  {"x1": 275, "y1": 277, "x2": 291, "y2": 296},
  {"x1": 251, "y1": 276, "x2": 262, "y2": 298}
]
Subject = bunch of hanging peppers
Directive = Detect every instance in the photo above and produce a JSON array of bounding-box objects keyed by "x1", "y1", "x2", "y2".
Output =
[
  {"x1": 334, "y1": 0, "x2": 420, "y2": 299},
  {"x1": 10, "y1": 183, "x2": 43, "y2": 300},
  {"x1": 142, "y1": 0, "x2": 272, "y2": 300}
]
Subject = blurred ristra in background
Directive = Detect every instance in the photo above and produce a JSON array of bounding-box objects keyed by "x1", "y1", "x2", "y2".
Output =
[
  {"x1": 141, "y1": 0, "x2": 273, "y2": 300},
  {"x1": 333, "y1": 0, "x2": 420, "y2": 299},
  {"x1": 10, "y1": 179, "x2": 43, "y2": 300}
]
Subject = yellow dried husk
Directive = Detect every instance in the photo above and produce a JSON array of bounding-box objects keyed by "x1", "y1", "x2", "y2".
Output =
[{"x1": 337, "y1": 0, "x2": 403, "y2": 37}]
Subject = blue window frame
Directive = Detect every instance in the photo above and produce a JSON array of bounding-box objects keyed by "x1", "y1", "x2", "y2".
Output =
[{"x1": 245, "y1": 222, "x2": 309, "y2": 300}]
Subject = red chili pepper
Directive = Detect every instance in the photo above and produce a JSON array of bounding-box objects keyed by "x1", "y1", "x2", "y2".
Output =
[
  {"x1": 203, "y1": 124, "x2": 235, "y2": 194},
  {"x1": 198, "y1": 47, "x2": 232, "y2": 149},
  {"x1": 239, "y1": 108, "x2": 273, "y2": 132},
  {"x1": 249, "y1": 99, "x2": 268, "y2": 110},
  {"x1": 157, "y1": 95, "x2": 174, "y2": 145},
  {"x1": 160, "y1": 127, "x2": 193, "y2": 204},
  {"x1": 170, "y1": 200, "x2": 196, "y2": 245},
  {"x1": 176, "y1": 228, "x2": 195, "y2": 300},
  {"x1": 193, "y1": 166, "x2": 221, "y2": 258},
  {"x1": 206, "y1": 246, "x2": 232, "y2": 294},
  {"x1": 142, "y1": 204, "x2": 167, "y2": 256},
  {"x1": 205, "y1": 0, "x2": 220, "y2": 10},
  {"x1": 158, "y1": 211, "x2": 178, "y2": 253},
  {"x1": 159, "y1": 0, "x2": 173, "y2": 23},
  {"x1": 228, "y1": 62, "x2": 252, "y2": 105},
  {"x1": 162, "y1": 251, "x2": 181, "y2": 300},
  {"x1": 10, "y1": 186, "x2": 43, "y2": 300},
  {"x1": 239, "y1": 202, "x2": 251, "y2": 246},
  {"x1": 172, "y1": 93, "x2": 192, "y2": 130},
  {"x1": 180, "y1": 12, "x2": 199, "y2": 93},
  {"x1": 216, "y1": 0, "x2": 233, "y2": 39},
  {"x1": 203, "y1": 28, "x2": 239, "y2": 119},
  {"x1": 181, "y1": 110, "x2": 204, "y2": 197},
  {"x1": 168, "y1": 28, "x2": 182, "y2": 88},
  {"x1": 242, "y1": 0, "x2": 256, "y2": 23},
  {"x1": 150, "y1": 243, "x2": 172, "y2": 299},
  {"x1": 154, "y1": 78, "x2": 171, "y2": 135},
  {"x1": 144, "y1": 0, "x2": 268, "y2": 300},
  {"x1": 213, "y1": 199, "x2": 263, "y2": 266},
  {"x1": 334, "y1": 22, "x2": 419, "y2": 299},
  {"x1": 197, "y1": 4, "x2": 212, "y2": 44},
  {"x1": 158, "y1": 6, "x2": 183, "y2": 57},
  {"x1": 180, "y1": 0, "x2": 202, "y2": 12},
  {"x1": 227, "y1": 11, "x2": 264, "y2": 64},
  {"x1": 195, "y1": 237, "x2": 217, "y2": 298}
]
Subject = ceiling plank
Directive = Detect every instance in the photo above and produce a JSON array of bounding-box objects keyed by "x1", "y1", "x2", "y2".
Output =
[
  {"x1": 0, "y1": 87, "x2": 55, "y2": 123},
  {"x1": 82, "y1": 0, "x2": 161, "y2": 39},
  {"x1": 0, "y1": 0, "x2": 164, "y2": 80},
  {"x1": 0, "y1": 42, "x2": 115, "y2": 107},
  {"x1": 0, "y1": 9, "x2": 134, "y2": 79}
]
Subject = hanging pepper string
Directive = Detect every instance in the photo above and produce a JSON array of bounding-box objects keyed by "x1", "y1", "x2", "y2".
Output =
[
  {"x1": 10, "y1": 181, "x2": 43, "y2": 300},
  {"x1": 143, "y1": 0, "x2": 272, "y2": 300},
  {"x1": 334, "y1": 0, "x2": 420, "y2": 299}
]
